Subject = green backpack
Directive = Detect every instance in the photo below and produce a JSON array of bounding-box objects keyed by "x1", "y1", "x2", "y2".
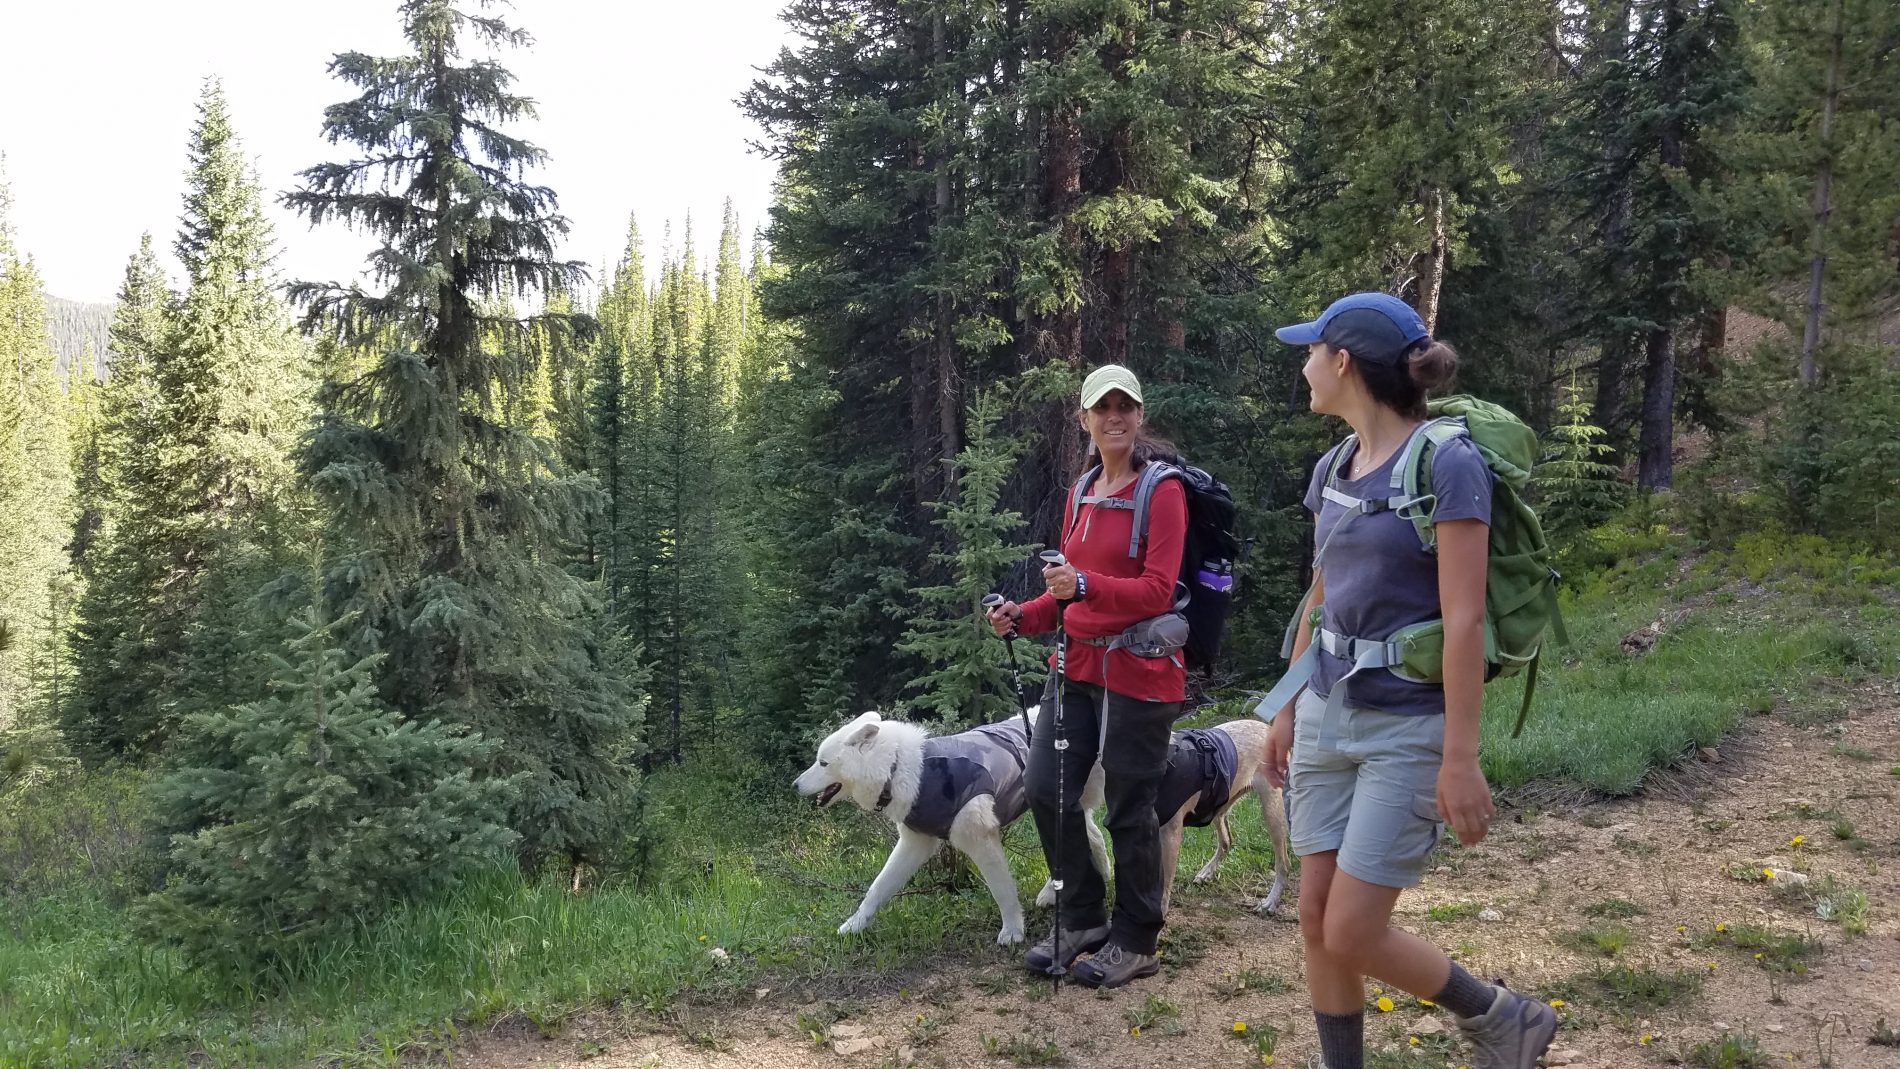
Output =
[{"x1": 1257, "y1": 395, "x2": 1567, "y2": 737}]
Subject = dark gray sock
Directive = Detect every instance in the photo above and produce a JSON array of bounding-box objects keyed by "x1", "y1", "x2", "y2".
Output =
[
  {"x1": 1432, "y1": 961, "x2": 1499, "y2": 1020},
  {"x1": 1314, "y1": 1011, "x2": 1363, "y2": 1069}
]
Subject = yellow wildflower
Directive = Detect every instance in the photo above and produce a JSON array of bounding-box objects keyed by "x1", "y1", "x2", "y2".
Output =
[
  {"x1": 1762, "y1": 867, "x2": 1775, "y2": 879},
  {"x1": 1714, "y1": 922, "x2": 1727, "y2": 933},
  {"x1": 1791, "y1": 835, "x2": 1805, "y2": 847},
  {"x1": 1234, "y1": 1022, "x2": 1248, "y2": 1033},
  {"x1": 698, "y1": 934, "x2": 707, "y2": 941},
  {"x1": 1754, "y1": 953, "x2": 1764, "y2": 960},
  {"x1": 1419, "y1": 999, "x2": 1436, "y2": 1007},
  {"x1": 1676, "y1": 925, "x2": 1687, "y2": 934},
  {"x1": 1410, "y1": 1036, "x2": 1422, "y2": 1047},
  {"x1": 1549, "y1": 999, "x2": 1566, "y2": 1009},
  {"x1": 1261, "y1": 1057, "x2": 1274, "y2": 1066},
  {"x1": 1376, "y1": 997, "x2": 1396, "y2": 1013},
  {"x1": 1707, "y1": 962, "x2": 1719, "y2": 972},
  {"x1": 1640, "y1": 1033, "x2": 1654, "y2": 1046},
  {"x1": 1130, "y1": 1027, "x2": 1141, "y2": 1037}
]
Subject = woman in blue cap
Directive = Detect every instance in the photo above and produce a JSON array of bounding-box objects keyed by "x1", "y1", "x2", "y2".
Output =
[{"x1": 1263, "y1": 293, "x2": 1557, "y2": 1069}]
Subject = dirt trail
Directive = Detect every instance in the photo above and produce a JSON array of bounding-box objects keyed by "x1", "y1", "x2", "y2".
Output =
[{"x1": 458, "y1": 698, "x2": 1900, "y2": 1069}]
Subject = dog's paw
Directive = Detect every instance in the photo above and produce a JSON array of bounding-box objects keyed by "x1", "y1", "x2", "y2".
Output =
[
  {"x1": 1191, "y1": 865, "x2": 1217, "y2": 885},
  {"x1": 1034, "y1": 880, "x2": 1056, "y2": 908},
  {"x1": 996, "y1": 923, "x2": 1025, "y2": 945},
  {"x1": 837, "y1": 914, "x2": 871, "y2": 935}
]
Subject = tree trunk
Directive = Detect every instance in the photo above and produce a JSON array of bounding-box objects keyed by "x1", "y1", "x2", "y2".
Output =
[
  {"x1": 1093, "y1": 24, "x2": 1137, "y2": 368},
  {"x1": 1800, "y1": 0, "x2": 1844, "y2": 387},
  {"x1": 933, "y1": 10, "x2": 962, "y2": 495},
  {"x1": 1637, "y1": 0, "x2": 1688, "y2": 490},
  {"x1": 1041, "y1": 18, "x2": 1086, "y2": 489},
  {"x1": 1415, "y1": 186, "x2": 1448, "y2": 333},
  {"x1": 908, "y1": 15, "x2": 939, "y2": 507},
  {"x1": 1638, "y1": 325, "x2": 1675, "y2": 490},
  {"x1": 1590, "y1": 0, "x2": 1635, "y2": 449}
]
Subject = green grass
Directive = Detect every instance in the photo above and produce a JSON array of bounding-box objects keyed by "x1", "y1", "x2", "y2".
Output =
[
  {"x1": 1478, "y1": 561, "x2": 1900, "y2": 794},
  {"x1": 1546, "y1": 964, "x2": 1704, "y2": 1013},
  {"x1": 1558, "y1": 923, "x2": 1632, "y2": 957},
  {"x1": 1686, "y1": 1031, "x2": 1770, "y2": 1069},
  {"x1": 0, "y1": 760, "x2": 1047, "y2": 1068}
]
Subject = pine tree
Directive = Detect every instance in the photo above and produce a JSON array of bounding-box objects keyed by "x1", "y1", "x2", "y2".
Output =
[
  {"x1": 62, "y1": 236, "x2": 174, "y2": 755},
  {"x1": 1535, "y1": 378, "x2": 1624, "y2": 537},
  {"x1": 141, "y1": 604, "x2": 516, "y2": 969},
  {"x1": 285, "y1": 0, "x2": 644, "y2": 867},
  {"x1": 897, "y1": 392, "x2": 1042, "y2": 727},
  {"x1": 1735, "y1": 0, "x2": 1900, "y2": 380},
  {"x1": 587, "y1": 214, "x2": 653, "y2": 610},
  {"x1": 0, "y1": 170, "x2": 74, "y2": 731},
  {"x1": 1276, "y1": 0, "x2": 1546, "y2": 330},
  {"x1": 66, "y1": 83, "x2": 313, "y2": 756}
]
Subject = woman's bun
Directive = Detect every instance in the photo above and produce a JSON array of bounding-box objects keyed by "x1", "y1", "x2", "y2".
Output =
[{"x1": 1408, "y1": 339, "x2": 1458, "y2": 393}]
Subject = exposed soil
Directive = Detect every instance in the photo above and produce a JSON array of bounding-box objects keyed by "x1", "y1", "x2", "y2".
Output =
[{"x1": 456, "y1": 694, "x2": 1900, "y2": 1069}]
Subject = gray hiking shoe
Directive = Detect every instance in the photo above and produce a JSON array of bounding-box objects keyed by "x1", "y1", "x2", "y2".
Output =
[
  {"x1": 1454, "y1": 986, "x2": 1558, "y2": 1069},
  {"x1": 1023, "y1": 923, "x2": 1110, "y2": 975},
  {"x1": 1069, "y1": 941, "x2": 1160, "y2": 989}
]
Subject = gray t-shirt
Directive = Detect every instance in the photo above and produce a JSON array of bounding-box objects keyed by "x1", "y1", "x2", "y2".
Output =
[{"x1": 1302, "y1": 431, "x2": 1493, "y2": 717}]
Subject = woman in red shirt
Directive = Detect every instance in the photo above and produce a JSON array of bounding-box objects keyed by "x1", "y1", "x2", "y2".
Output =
[{"x1": 986, "y1": 364, "x2": 1187, "y2": 988}]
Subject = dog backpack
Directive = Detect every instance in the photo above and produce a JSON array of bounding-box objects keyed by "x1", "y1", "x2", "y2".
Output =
[
  {"x1": 1257, "y1": 395, "x2": 1567, "y2": 736},
  {"x1": 1066, "y1": 455, "x2": 1241, "y2": 670}
]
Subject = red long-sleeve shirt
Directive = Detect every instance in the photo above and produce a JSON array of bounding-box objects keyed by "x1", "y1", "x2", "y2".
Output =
[{"x1": 1020, "y1": 473, "x2": 1187, "y2": 703}]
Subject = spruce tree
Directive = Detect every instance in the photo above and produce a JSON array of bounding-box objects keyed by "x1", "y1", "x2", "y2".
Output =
[
  {"x1": 0, "y1": 171, "x2": 74, "y2": 731},
  {"x1": 63, "y1": 236, "x2": 174, "y2": 755},
  {"x1": 286, "y1": 0, "x2": 643, "y2": 867},
  {"x1": 66, "y1": 82, "x2": 312, "y2": 755},
  {"x1": 1535, "y1": 378, "x2": 1624, "y2": 538},
  {"x1": 897, "y1": 392, "x2": 1041, "y2": 727},
  {"x1": 142, "y1": 604, "x2": 516, "y2": 969}
]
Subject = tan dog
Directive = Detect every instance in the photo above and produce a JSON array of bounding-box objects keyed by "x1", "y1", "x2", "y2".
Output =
[{"x1": 1160, "y1": 718, "x2": 1291, "y2": 915}]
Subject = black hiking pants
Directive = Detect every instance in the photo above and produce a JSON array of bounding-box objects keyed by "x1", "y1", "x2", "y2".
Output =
[{"x1": 1027, "y1": 679, "x2": 1179, "y2": 955}]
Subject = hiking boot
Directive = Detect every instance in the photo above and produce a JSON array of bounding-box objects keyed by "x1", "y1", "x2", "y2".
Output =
[
  {"x1": 1069, "y1": 941, "x2": 1160, "y2": 989},
  {"x1": 1454, "y1": 986, "x2": 1558, "y2": 1069},
  {"x1": 1023, "y1": 922, "x2": 1110, "y2": 975}
]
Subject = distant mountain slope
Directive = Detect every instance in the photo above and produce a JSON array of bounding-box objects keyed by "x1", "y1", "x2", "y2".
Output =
[{"x1": 43, "y1": 293, "x2": 114, "y2": 381}]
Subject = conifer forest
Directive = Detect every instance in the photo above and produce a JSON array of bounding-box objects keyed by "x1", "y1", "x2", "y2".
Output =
[{"x1": 1, "y1": 1, "x2": 1898, "y2": 1066}]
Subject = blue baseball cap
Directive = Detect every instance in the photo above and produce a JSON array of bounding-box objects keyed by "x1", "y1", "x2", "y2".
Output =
[{"x1": 1275, "y1": 292, "x2": 1430, "y2": 366}]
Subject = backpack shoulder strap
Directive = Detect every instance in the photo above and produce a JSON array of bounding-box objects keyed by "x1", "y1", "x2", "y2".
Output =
[
  {"x1": 1065, "y1": 465, "x2": 1101, "y2": 546},
  {"x1": 1126, "y1": 461, "x2": 1183, "y2": 557},
  {"x1": 1397, "y1": 418, "x2": 1467, "y2": 552}
]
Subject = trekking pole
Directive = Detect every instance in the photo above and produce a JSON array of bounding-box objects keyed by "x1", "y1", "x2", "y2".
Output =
[
  {"x1": 982, "y1": 593, "x2": 1035, "y2": 740},
  {"x1": 1038, "y1": 548, "x2": 1072, "y2": 988}
]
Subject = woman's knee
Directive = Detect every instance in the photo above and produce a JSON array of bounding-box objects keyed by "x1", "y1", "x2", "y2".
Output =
[
  {"x1": 1298, "y1": 884, "x2": 1329, "y2": 945},
  {"x1": 1319, "y1": 907, "x2": 1385, "y2": 969}
]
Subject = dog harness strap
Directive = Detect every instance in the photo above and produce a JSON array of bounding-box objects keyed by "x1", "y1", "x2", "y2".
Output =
[{"x1": 874, "y1": 755, "x2": 898, "y2": 812}]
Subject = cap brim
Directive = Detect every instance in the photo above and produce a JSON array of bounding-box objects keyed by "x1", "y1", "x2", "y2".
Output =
[
  {"x1": 1275, "y1": 321, "x2": 1324, "y2": 345},
  {"x1": 1080, "y1": 384, "x2": 1142, "y2": 408}
]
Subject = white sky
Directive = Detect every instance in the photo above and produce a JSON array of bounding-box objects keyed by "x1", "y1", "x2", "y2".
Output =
[{"x1": 3, "y1": 0, "x2": 792, "y2": 303}]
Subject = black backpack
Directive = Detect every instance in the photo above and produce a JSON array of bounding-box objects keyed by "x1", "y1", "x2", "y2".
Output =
[{"x1": 1065, "y1": 457, "x2": 1240, "y2": 669}]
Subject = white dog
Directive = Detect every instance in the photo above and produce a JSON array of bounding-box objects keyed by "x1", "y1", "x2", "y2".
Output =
[
  {"x1": 795, "y1": 710, "x2": 1290, "y2": 944},
  {"x1": 794, "y1": 711, "x2": 1108, "y2": 944}
]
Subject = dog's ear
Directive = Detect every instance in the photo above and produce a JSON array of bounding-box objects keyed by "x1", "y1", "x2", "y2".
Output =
[{"x1": 848, "y1": 721, "x2": 881, "y2": 747}]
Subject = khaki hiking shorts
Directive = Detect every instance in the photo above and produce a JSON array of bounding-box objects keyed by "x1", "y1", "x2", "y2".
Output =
[{"x1": 1286, "y1": 687, "x2": 1446, "y2": 889}]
